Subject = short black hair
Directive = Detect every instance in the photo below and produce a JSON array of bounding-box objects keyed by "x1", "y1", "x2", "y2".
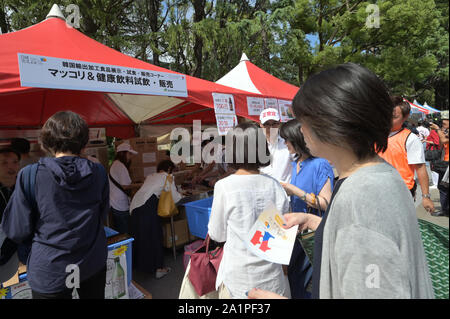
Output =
[
  {"x1": 40, "y1": 111, "x2": 89, "y2": 155},
  {"x1": 280, "y1": 119, "x2": 313, "y2": 160},
  {"x1": 225, "y1": 122, "x2": 270, "y2": 171},
  {"x1": 292, "y1": 62, "x2": 393, "y2": 160},
  {"x1": 157, "y1": 159, "x2": 176, "y2": 173},
  {"x1": 10, "y1": 138, "x2": 30, "y2": 154},
  {"x1": 0, "y1": 148, "x2": 21, "y2": 161},
  {"x1": 391, "y1": 96, "x2": 410, "y2": 118}
]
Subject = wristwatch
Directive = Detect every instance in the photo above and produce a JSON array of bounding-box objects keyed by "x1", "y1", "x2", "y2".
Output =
[{"x1": 422, "y1": 194, "x2": 431, "y2": 199}]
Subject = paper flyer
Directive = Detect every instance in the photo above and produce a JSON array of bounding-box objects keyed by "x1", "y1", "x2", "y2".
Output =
[
  {"x1": 105, "y1": 245, "x2": 129, "y2": 299},
  {"x1": 215, "y1": 114, "x2": 238, "y2": 136},
  {"x1": 212, "y1": 93, "x2": 236, "y2": 115},
  {"x1": 277, "y1": 99, "x2": 294, "y2": 122},
  {"x1": 245, "y1": 203, "x2": 298, "y2": 265},
  {"x1": 246, "y1": 96, "x2": 265, "y2": 116}
]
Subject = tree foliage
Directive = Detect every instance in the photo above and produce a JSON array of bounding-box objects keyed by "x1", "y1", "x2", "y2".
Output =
[{"x1": 0, "y1": 0, "x2": 448, "y2": 109}]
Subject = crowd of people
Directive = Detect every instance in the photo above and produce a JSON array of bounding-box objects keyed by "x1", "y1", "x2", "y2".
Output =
[{"x1": 0, "y1": 62, "x2": 448, "y2": 299}]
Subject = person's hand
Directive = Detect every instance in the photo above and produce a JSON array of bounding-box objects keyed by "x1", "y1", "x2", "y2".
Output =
[
  {"x1": 208, "y1": 178, "x2": 218, "y2": 187},
  {"x1": 423, "y1": 197, "x2": 435, "y2": 214},
  {"x1": 282, "y1": 213, "x2": 310, "y2": 232},
  {"x1": 430, "y1": 123, "x2": 440, "y2": 131},
  {"x1": 191, "y1": 175, "x2": 202, "y2": 184},
  {"x1": 247, "y1": 288, "x2": 288, "y2": 299},
  {"x1": 280, "y1": 182, "x2": 295, "y2": 196}
]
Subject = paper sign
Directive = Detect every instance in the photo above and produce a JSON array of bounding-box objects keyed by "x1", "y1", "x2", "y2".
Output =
[
  {"x1": 264, "y1": 98, "x2": 279, "y2": 110},
  {"x1": 142, "y1": 152, "x2": 156, "y2": 163},
  {"x1": 245, "y1": 203, "x2": 298, "y2": 265},
  {"x1": 277, "y1": 100, "x2": 294, "y2": 122},
  {"x1": 18, "y1": 53, "x2": 188, "y2": 97},
  {"x1": 105, "y1": 248, "x2": 129, "y2": 299},
  {"x1": 212, "y1": 93, "x2": 236, "y2": 115},
  {"x1": 215, "y1": 114, "x2": 237, "y2": 136},
  {"x1": 247, "y1": 96, "x2": 265, "y2": 116}
]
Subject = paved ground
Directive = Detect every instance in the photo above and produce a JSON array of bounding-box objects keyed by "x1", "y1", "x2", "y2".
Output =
[{"x1": 133, "y1": 184, "x2": 448, "y2": 299}]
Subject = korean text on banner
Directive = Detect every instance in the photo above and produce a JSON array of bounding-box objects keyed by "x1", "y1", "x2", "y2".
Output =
[
  {"x1": 245, "y1": 203, "x2": 298, "y2": 265},
  {"x1": 18, "y1": 53, "x2": 188, "y2": 97}
]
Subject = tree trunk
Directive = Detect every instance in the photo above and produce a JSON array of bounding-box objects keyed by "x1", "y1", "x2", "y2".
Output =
[
  {"x1": 0, "y1": 4, "x2": 9, "y2": 34},
  {"x1": 191, "y1": 0, "x2": 207, "y2": 77}
]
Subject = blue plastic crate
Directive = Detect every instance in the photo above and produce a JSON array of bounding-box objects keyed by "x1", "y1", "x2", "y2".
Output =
[
  {"x1": 183, "y1": 196, "x2": 213, "y2": 239},
  {"x1": 15, "y1": 227, "x2": 133, "y2": 287}
]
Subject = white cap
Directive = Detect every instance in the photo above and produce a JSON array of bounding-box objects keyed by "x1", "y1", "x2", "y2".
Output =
[
  {"x1": 116, "y1": 143, "x2": 138, "y2": 154},
  {"x1": 0, "y1": 228, "x2": 19, "y2": 283},
  {"x1": 260, "y1": 108, "x2": 280, "y2": 124}
]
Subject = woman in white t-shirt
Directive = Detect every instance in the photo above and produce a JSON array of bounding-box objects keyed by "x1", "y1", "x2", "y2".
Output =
[
  {"x1": 129, "y1": 160, "x2": 183, "y2": 279},
  {"x1": 208, "y1": 123, "x2": 291, "y2": 299},
  {"x1": 109, "y1": 143, "x2": 137, "y2": 234}
]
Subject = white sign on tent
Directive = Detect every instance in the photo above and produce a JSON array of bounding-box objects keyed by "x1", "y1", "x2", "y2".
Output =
[
  {"x1": 212, "y1": 93, "x2": 237, "y2": 135},
  {"x1": 18, "y1": 53, "x2": 188, "y2": 97},
  {"x1": 246, "y1": 96, "x2": 265, "y2": 116}
]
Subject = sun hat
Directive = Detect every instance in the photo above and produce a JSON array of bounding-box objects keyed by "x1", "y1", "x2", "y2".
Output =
[{"x1": 116, "y1": 142, "x2": 138, "y2": 154}]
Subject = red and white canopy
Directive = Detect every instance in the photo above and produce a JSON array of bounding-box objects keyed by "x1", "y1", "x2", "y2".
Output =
[
  {"x1": 216, "y1": 53, "x2": 299, "y2": 101},
  {"x1": 0, "y1": 7, "x2": 259, "y2": 137}
]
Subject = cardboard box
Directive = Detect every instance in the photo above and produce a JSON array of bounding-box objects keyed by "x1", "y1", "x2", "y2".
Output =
[
  {"x1": 162, "y1": 218, "x2": 191, "y2": 248},
  {"x1": 84, "y1": 145, "x2": 109, "y2": 169},
  {"x1": 129, "y1": 164, "x2": 157, "y2": 183}
]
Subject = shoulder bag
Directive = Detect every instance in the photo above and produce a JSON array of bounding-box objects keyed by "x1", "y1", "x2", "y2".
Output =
[
  {"x1": 185, "y1": 234, "x2": 223, "y2": 297},
  {"x1": 157, "y1": 174, "x2": 179, "y2": 217}
]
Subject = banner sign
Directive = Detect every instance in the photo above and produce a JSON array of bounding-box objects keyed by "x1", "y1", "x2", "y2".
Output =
[
  {"x1": 18, "y1": 53, "x2": 188, "y2": 97},
  {"x1": 246, "y1": 96, "x2": 265, "y2": 116},
  {"x1": 215, "y1": 114, "x2": 238, "y2": 136},
  {"x1": 264, "y1": 98, "x2": 278, "y2": 110},
  {"x1": 212, "y1": 93, "x2": 236, "y2": 115},
  {"x1": 212, "y1": 93, "x2": 237, "y2": 135},
  {"x1": 277, "y1": 100, "x2": 294, "y2": 122}
]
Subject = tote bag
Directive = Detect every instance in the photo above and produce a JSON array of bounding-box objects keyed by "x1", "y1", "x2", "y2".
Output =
[
  {"x1": 186, "y1": 234, "x2": 223, "y2": 296},
  {"x1": 157, "y1": 175, "x2": 179, "y2": 217}
]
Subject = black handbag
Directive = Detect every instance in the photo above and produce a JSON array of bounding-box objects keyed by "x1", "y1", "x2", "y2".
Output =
[
  {"x1": 431, "y1": 160, "x2": 448, "y2": 176},
  {"x1": 425, "y1": 146, "x2": 443, "y2": 162}
]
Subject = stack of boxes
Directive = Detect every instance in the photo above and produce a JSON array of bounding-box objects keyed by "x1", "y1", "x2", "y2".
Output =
[{"x1": 115, "y1": 137, "x2": 169, "y2": 183}]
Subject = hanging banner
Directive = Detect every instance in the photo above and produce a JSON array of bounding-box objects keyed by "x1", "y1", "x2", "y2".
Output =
[
  {"x1": 18, "y1": 53, "x2": 188, "y2": 97},
  {"x1": 277, "y1": 100, "x2": 294, "y2": 122},
  {"x1": 247, "y1": 96, "x2": 265, "y2": 116},
  {"x1": 215, "y1": 114, "x2": 238, "y2": 136},
  {"x1": 212, "y1": 93, "x2": 237, "y2": 135},
  {"x1": 212, "y1": 93, "x2": 236, "y2": 115},
  {"x1": 264, "y1": 98, "x2": 279, "y2": 111}
]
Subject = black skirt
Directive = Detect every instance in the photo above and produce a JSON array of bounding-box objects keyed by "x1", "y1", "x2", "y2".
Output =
[{"x1": 129, "y1": 195, "x2": 164, "y2": 273}]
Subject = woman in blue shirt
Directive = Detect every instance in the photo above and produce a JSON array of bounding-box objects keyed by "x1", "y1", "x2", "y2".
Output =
[{"x1": 279, "y1": 119, "x2": 334, "y2": 298}]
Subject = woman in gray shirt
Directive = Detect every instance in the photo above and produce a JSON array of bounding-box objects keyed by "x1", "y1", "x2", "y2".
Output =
[{"x1": 248, "y1": 63, "x2": 434, "y2": 299}]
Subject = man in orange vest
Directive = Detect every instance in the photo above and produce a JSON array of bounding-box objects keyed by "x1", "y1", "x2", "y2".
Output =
[{"x1": 379, "y1": 96, "x2": 435, "y2": 214}]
